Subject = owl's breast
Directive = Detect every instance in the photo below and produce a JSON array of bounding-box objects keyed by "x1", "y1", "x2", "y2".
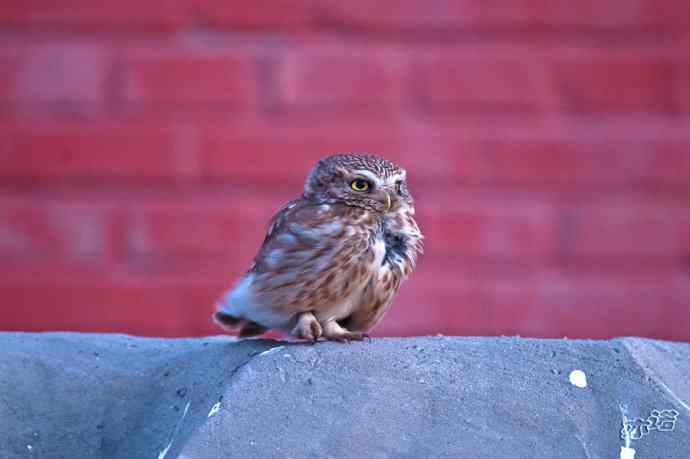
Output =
[
  {"x1": 383, "y1": 232, "x2": 407, "y2": 266},
  {"x1": 380, "y1": 209, "x2": 423, "y2": 277},
  {"x1": 339, "y1": 210, "x2": 422, "y2": 332}
]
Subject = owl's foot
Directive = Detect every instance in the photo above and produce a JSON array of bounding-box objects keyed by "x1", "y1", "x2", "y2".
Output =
[
  {"x1": 322, "y1": 321, "x2": 369, "y2": 343},
  {"x1": 291, "y1": 311, "x2": 322, "y2": 342}
]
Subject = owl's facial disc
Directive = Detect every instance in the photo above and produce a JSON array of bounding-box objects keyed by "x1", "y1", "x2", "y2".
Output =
[{"x1": 368, "y1": 188, "x2": 393, "y2": 213}]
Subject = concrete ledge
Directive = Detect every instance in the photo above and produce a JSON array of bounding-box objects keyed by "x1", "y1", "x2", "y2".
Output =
[{"x1": 1, "y1": 333, "x2": 689, "y2": 458}]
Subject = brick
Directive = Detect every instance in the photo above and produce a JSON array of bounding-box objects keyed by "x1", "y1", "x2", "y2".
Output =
[
  {"x1": 0, "y1": 262, "x2": 235, "y2": 336},
  {"x1": 419, "y1": 191, "x2": 560, "y2": 258},
  {"x1": 0, "y1": 283, "x2": 212, "y2": 336},
  {"x1": 645, "y1": 144, "x2": 690, "y2": 185},
  {"x1": 121, "y1": 198, "x2": 275, "y2": 263},
  {"x1": 0, "y1": 56, "x2": 18, "y2": 101},
  {"x1": 0, "y1": 263, "x2": 252, "y2": 336},
  {"x1": 417, "y1": 56, "x2": 548, "y2": 112},
  {"x1": 1, "y1": 260, "x2": 688, "y2": 339},
  {"x1": 3, "y1": 0, "x2": 688, "y2": 31},
  {"x1": 0, "y1": 0, "x2": 187, "y2": 29},
  {"x1": 0, "y1": 275, "x2": 289, "y2": 337},
  {"x1": 548, "y1": 57, "x2": 678, "y2": 113},
  {"x1": 277, "y1": 50, "x2": 406, "y2": 111},
  {"x1": 200, "y1": 123, "x2": 406, "y2": 183},
  {"x1": 123, "y1": 53, "x2": 257, "y2": 108},
  {"x1": 385, "y1": 266, "x2": 690, "y2": 340},
  {"x1": 443, "y1": 139, "x2": 690, "y2": 187},
  {"x1": 1, "y1": 44, "x2": 108, "y2": 105},
  {"x1": 377, "y1": 297, "x2": 460, "y2": 337},
  {"x1": 202, "y1": 115, "x2": 690, "y2": 190},
  {"x1": 0, "y1": 123, "x2": 189, "y2": 180},
  {"x1": 0, "y1": 0, "x2": 314, "y2": 30},
  {"x1": 315, "y1": 0, "x2": 690, "y2": 30},
  {"x1": 524, "y1": 271, "x2": 690, "y2": 339},
  {"x1": 0, "y1": 196, "x2": 116, "y2": 264},
  {"x1": 560, "y1": 198, "x2": 690, "y2": 258},
  {"x1": 202, "y1": 137, "x2": 325, "y2": 183},
  {"x1": 197, "y1": 0, "x2": 312, "y2": 28},
  {"x1": 315, "y1": 1, "x2": 483, "y2": 30}
]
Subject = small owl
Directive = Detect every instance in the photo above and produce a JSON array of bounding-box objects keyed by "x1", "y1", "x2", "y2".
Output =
[{"x1": 213, "y1": 153, "x2": 423, "y2": 342}]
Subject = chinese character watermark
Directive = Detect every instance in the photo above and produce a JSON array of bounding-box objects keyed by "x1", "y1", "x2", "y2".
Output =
[{"x1": 621, "y1": 409, "x2": 679, "y2": 440}]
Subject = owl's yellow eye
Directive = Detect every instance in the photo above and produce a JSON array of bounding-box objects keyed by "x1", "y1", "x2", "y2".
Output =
[{"x1": 350, "y1": 179, "x2": 370, "y2": 192}]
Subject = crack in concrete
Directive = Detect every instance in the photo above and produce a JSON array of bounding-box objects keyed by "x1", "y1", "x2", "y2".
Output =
[{"x1": 621, "y1": 340, "x2": 690, "y2": 414}]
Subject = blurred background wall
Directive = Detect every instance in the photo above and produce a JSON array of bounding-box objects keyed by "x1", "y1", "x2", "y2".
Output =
[{"x1": 1, "y1": 1, "x2": 689, "y2": 340}]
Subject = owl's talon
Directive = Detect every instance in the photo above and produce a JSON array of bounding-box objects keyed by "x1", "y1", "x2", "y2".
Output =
[
  {"x1": 292, "y1": 311, "x2": 322, "y2": 342},
  {"x1": 322, "y1": 321, "x2": 368, "y2": 343}
]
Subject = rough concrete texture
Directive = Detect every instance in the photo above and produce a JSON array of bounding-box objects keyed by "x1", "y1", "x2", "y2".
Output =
[{"x1": 0, "y1": 333, "x2": 689, "y2": 459}]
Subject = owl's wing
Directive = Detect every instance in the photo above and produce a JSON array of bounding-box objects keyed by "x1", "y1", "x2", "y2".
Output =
[
  {"x1": 251, "y1": 198, "x2": 348, "y2": 275},
  {"x1": 259, "y1": 198, "x2": 304, "y2": 248},
  {"x1": 248, "y1": 201, "x2": 375, "y2": 319}
]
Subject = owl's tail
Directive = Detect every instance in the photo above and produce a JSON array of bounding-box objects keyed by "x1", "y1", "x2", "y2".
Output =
[
  {"x1": 213, "y1": 310, "x2": 243, "y2": 330},
  {"x1": 214, "y1": 274, "x2": 269, "y2": 337},
  {"x1": 213, "y1": 311, "x2": 269, "y2": 338}
]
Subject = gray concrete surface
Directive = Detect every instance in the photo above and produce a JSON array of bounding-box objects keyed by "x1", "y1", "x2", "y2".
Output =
[{"x1": 0, "y1": 333, "x2": 688, "y2": 458}]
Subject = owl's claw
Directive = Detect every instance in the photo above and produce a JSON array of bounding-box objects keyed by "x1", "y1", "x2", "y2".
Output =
[
  {"x1": 323, "y1": 323, "x2": 367, "y2": 343},
  {"x1": 346, "y1": 332, "x2": 367, "y2": 342},
  {"x1": 291, "y1": 312, "x2": 323, "y2": 342},
  {"x1": 332, "y1": 335, "x2": 352, "y2": 344},
  {"x1": 350, "y1": 333, "x2": 369, "y2": 342}
]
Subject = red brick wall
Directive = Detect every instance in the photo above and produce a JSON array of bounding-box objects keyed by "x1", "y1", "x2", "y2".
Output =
[{"x1": 1, "y1": 1, "x2": 690, "y2": 340}]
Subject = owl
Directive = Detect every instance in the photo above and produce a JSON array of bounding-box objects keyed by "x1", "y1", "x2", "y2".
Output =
[{"x1": 213, "y1": 153, "x2": 423, "y2": 342}]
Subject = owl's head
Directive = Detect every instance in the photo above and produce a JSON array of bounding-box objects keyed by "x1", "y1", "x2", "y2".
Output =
[{"x1": 304, "y1": 154, "x2": 413, "y2": 213}]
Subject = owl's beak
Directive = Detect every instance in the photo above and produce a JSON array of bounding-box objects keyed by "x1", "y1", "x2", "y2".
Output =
[{"x1": 375, "y1": 189, "x2": 395, "y2": 213}]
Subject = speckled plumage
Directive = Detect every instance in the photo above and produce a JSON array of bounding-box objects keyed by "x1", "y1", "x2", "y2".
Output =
[{"x1": 214, "y1": 154, "x2": 423, "y2": 342}]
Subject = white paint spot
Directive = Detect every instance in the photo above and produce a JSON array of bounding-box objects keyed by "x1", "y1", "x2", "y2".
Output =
[
  {"x1": 26, "y1": 445, "x2": 32, "y2": 451},
  {"x1": 620, "y1": 446, "x2": 636, "y2": 459},
  {"x1": 259, "y1": 346, "x2": 284, "y2": 357},
  {"x1": 569, "y1": 370, "x2": 588, "y2": 388},
  {"x1": 207, "y1": 402, "x2": 221, "y2": 418}
]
